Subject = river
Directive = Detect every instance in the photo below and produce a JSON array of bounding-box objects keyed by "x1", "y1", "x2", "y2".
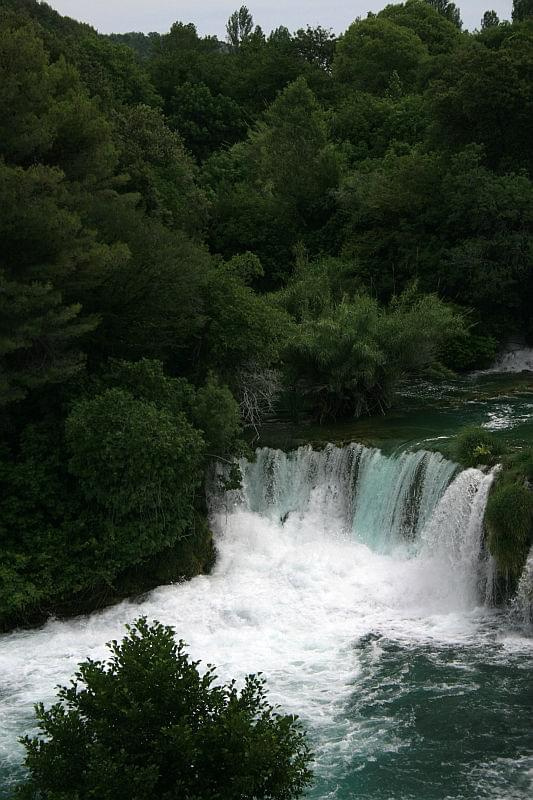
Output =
[{"x1": 0, "y1": 371, "x2": 532, "y2": 798}]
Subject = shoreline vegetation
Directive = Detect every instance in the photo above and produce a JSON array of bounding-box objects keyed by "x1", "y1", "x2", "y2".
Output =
[{"x1": 1, "y1": 0, "x2": 533, "y2": 631}]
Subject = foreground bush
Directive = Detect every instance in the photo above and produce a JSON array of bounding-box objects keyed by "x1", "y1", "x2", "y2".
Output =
[{"x1": 17, "y1": 618, "x2": 314, "y2": 800}]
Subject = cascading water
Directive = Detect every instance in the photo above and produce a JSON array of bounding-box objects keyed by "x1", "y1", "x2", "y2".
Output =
[
  {"x1": 479, "y1": 346, "x2": 533, "y2": 374},
  {"x1": 226, "y1": 444, "x2": 457, "y2": 549},
  {"x1": 1, "y1": 444, "x2": 532, "y2": 799},
  {"x1": 420, "y1": 466, "x2": 498, "y2": 607},
  {"x1": 513, "y1": 546, "x2": 533, "y2": 625}
]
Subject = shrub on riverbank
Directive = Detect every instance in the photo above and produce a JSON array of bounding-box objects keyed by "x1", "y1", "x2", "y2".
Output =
[
  {"x1": 281, "y1": 280, "x2": 464, "y2": 421},
  {"x1": 16, "y1": 618, "x2": 314, "y2": 800}
]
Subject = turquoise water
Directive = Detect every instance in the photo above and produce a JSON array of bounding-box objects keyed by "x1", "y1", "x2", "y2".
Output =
[
  {"x1": 0, "y1": 377, "x2": 532, "y2": 799},
  {"x1": 260, "y1": 374, "x2": 533, "y2": 453},
  {"x1": 312, "y1": 627, "x2": 533, "y2": 800}
]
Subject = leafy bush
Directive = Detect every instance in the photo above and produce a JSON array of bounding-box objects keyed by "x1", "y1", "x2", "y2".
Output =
[
  {"x1": 66, "y1": 388, "x2": 205, "y2": 520},
  {"x1": 453, "y1": 427, "x2": 506, "y2": 467},
  {"x1": 17, "y1": 618, "x2": 314, "y2": 800},
  {"x1": 283, "y1": 286, "x2": 463, "y2": 420},
  {"x1": 441, "y1": 330, "x2": 499, "y2": 372},
  {"x1": 505, "y1": 448, "x2": 533, "y2": 483},
  {"x1": 0, "y1": 371, "x2": 217, "y2": 629}
]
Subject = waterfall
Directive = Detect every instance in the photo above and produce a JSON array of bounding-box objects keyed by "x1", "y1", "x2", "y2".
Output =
[
  {"x1": 513, "y1": 546, "x2": 533, "y2": 625},
  {"x1": 218, "y1": 443, "x2": 495, "y2": 602},
  {"x1": 231, "y1": 444, "x2": 457, "y2": 551},
  {"x1": 420, "y1": 467, "x2": 498, "y2": 606},
  {"x1": 210, "y1": 444, "x2": 500, "y2": 617},
  {"x1": 479, "y1": 346, "x2": 533, "y2": 374}
]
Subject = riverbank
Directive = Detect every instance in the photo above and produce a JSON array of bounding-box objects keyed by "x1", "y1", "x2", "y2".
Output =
[{"x1": 0, "y1": 517, "x2": 215, "y2": 634}]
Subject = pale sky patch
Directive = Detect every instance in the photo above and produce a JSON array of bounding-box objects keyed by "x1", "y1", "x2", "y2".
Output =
[{"x1": 49, "y1": 1, "x2": 514, "y2": 37}]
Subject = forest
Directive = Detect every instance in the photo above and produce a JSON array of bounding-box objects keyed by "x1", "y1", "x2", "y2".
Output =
[{"x1": 0, "y1": 0, "x2": 532, "y2": 631}]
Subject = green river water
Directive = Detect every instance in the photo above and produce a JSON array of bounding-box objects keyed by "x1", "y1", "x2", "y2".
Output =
[{"x1": 260, "y1": 373, "x2": 533, "y2": 453}]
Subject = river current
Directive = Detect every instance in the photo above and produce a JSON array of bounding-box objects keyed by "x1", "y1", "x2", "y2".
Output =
[{"x1": 1, "y1": 373, "x2": 532, "y2": 798}]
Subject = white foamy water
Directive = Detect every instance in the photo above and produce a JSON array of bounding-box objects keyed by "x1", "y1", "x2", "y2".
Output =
[
  {"x1": 1, "y1": 445, "x2": 532, "y2": 797},
  {"x1": 481, "y1": 347, "x2": 533, "y2": 374},
  {"x1": 481, "y1": 402, "x2": 533, "y2": 431},
  {"x1": 513, "y1": 546, "x2": 533, "y2": 625}
]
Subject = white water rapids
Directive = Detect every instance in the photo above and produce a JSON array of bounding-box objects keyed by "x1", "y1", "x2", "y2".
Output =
[{"x1": 1, "y1": 444, "x2": 532, "y2": 798}]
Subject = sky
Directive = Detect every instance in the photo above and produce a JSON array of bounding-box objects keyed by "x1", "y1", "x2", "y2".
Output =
[{"x1": 50, "y1": 1, "x2": 514, "y2": 37}]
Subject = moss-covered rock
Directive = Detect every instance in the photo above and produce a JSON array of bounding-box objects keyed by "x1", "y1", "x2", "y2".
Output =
[
  {"x1": 453, "y1": 426, "x2": 506, "y2": 468},
  {"x1": 505, "y1": 448, "x2": 533, "y2": 483},
  {"x1": 485, "y1": 481, "x2": 533, "y2": 581}
]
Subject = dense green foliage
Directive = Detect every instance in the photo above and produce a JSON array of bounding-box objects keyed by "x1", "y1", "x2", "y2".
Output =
[
  {"x1": 17, "y1": 618, "x2": 314, "y2": 799},
  {"x1": 1, "y1": 0, "x2": 532, "y2": 627},
  {"x1": 280, "y1": 280, "x2": 463, "y2": 419}
]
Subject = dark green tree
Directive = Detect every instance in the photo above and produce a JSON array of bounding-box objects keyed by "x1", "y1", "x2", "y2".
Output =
[
  {"x1": 339, "y1": 145, "x2": 533, "y2": 335},
  {"x1": 294, "y1": 25, "x2": 336, "y2": 70},
  {"x1": 226, "y1": 5, "x2": 254, "y2": 49},
  {"x1": 0, "y1": 272, "x2": 93, "y2": 406},
  {"x1": 512, "y1": 0, "x2": 533, "y2": 22},
  {"x1": 73, "y1": 35, "x2": 161, "y2": 108},
  {"x1": 112, "y1": 103, "x2": 208, "y2": 232},
  {"x1": 107, "y1": 30, "x2": 160, "y2": 60},
  {"x1": 65, "y1": 388, "x2": 204, "y2": 522},
  {"x1": 166, "y1": 81, "x2": 248, "y2": 160},
  {"x1": 379, "y1": 0, "x2": 462, "y2": 54},
  {"x1": 229, "y1": 25, "x2": 310, "y2": 112},
  {"x1": 481, "y1": 10, "x2": 501, "y2": 28},
  {"x1": 205, "y1": 78, "x2": 342, "y2": 282},
  {"x1": 251, "y1": 77, "x2": 342, "y2": 216},
  {"x1": 80, "y1": 193, "x2": 209, "y2": 368},
  {"x1": 331, "y1": 90, "x2": 429, "y2": 163},
  {"x1": 334, "y1": 16, "x2": 429, "y2": 95},
  {"x1": 200, "y1": 257, "x2": 291, "y2": 377},
  {"x1": 17, "y1": 618, "x2": 314, "y2": 800},
  {"x1": 428, "y1": 38, "x2": 533, "y2": 174},
  {"x1": 425, "y1": 0, "x2": 462, "y2": 28},
  {"x1": 149, "y1": 22, "x2": 224, "y2": 100},
  {"x1": 0, "y1": 157, "x2": 120, "y2": 406}
]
